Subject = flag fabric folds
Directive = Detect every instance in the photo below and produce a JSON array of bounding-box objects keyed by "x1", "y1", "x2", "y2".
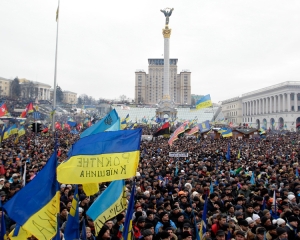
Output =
[
  {"x1": 186, "y1": 125, "x2": 199, "y2": 136},
  {"x1": 3, "y1": 153, "x2": 60, "y2": 240},
  {"x1": 86, "y1": 180, "x2": 127, "y2": 235},
  {"x1": 195, "y1": 94, "x2": 213, "y2": 110},
  {"x1": 18, "y1": 127, "x2": 26, "y2": 137},
  {"x1": 198, "y1": 120, "x2": 210, "y2": 133},
  {"x1": 106, "y1": 118, "x2": 120, "y2": 132},
  {"x1": 226, "y1": 144, "x2": 230, "y2": 161},
  {"x1": 153, "y1": 122, "x2": 170, "y2": 137},
  {"x1": 121, "y1": 114, "x2": 129, "y2": 130},
  {"x1": 83, "y1": 183, "x2": 99, "y2": 196},
  {"x1": 122, "y1": 182, "x2": 135, "y2": 240},
  {"x1": 222, "y1": 129, "x2": 233, "y2": 138},
  {"x1": 64, "y1": 185, "x2": 80, "y2": 240},
  {"x1": 20, "y1": 102, "x2": 34, "y2": 118},
  {"x1": 80, "y1": 109, "x2": 119, "y2": 138},
  {"x1": 168, "y1": 121, "x2": 189, "y2": 146},
  {"x1": 0, "y1": 102, "x2": 8, "y2": 117},
  {"x1": 199, "y1": 196, "x2": 208, "y2": 239},
  {"x1": 0, "y1": 203, "x2": 7, "y2": 239},
  {"x1": 57, "y1": 128, "x2": 142, "y2": 184}
]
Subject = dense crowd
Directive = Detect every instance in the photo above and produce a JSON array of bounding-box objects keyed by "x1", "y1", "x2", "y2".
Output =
[{"x1": 0, "y1": 123, "x2": 300, "y2": 240}]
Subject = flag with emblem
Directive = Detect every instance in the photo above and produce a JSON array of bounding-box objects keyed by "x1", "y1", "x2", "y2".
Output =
[
  {"x1": 0, "y1": 102, "x2": 8, "y2": 117},
  {"x1": 80, "y1": 109, "x2": 119, "y2": 138}
]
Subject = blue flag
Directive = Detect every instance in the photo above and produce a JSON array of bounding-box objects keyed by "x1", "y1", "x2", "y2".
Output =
[
  {"x1": 250, "y1": 171, "x2": 255, "y2": 185},
  {"x1": 80, "y1": 109, "x2": 119, "y2": 138},
  {"x1": 200, "y1": 195, "x2": 208, "y2": 238},
  {"x1": 0, "y1": 201, "x2": 6, "y2": 240},
  {"x1": 81, "y1": 217, "x2": 87, "y2": 240},
  {"x1": 64, "y1": 185, "x2": 79, "y2": 240},
  {"x1": 122, "y1": 182, "x2": 135, "y2": 240},
  {"x1": 226, "y1": 143, "x2": 230, "y2": 161}
]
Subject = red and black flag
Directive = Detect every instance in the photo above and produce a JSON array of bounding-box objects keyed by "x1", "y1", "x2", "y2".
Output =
[{"x1": 153, "y1": 122, "x2": 170, "y2": 137}]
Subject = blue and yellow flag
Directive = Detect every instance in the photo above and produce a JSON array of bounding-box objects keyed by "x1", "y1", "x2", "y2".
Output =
[
  {"x1": 222, "y1": 129, "x2": 233, "y2": 138},
  {"x1": 106, "y1": 118, "x2": 120, "y2": 132},
  {"x1": 57, "y1": 128, "x2": 142, "y2": 184},
  {"x1": 3, "y1": 153, "x2": 60, "y2": 240},
  {"x1": 86, "y1": 180, "x2": 127, "y2": 235},
  {"x1": 121, "y1": 114, "x2": 130, "y2": 130},
  {"x1": 198, "y1": 120, "x2": 210, "y2": 133},
  {"x1": 196, "y1": 94, "x2": 213, "y2": 110},
  {"x1": 80, "y1": 109, "x2": 119, "y2": 138},
  {"x1": 122, "y1": 182, "x2": 135, "y2": 240},
  {"x1": 18, "y1": 126, "x2": 26, "y2": 137},
  {"x1": 10, "y1": 124, "x2": 18, "y2": 135},
  {"x1": 199, "y1": 196, "x2": 208, "y2": 239},
  {"x1": 64, "y1": 185, "x2": 80, "y2": 240}
]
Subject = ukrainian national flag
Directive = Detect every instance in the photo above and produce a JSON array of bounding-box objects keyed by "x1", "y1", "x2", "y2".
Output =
[
  {"x1": 195, "y1": 94, "x2": 213, "y2": 110},
  {"x1": 80, "y1": 109, "x2": 119, "y2": 138},
  {"x1": 222, "y1": 129, "x2": 233, "y2": 138},
  {"x1": 57, "y1": 128, "x2": 142, "y2": 184},
  {"x1": 121, "y1": 114, "x2": 130, "y2": 130},
  {"x1": 64, "y1": 185, "x2": 80, "y2": 240},
  {"x1": 3, "y1": 125, "x2": 13, "y2": 140},
  {"x1": 122, "y1": 182, "x2": 135, "y2": 240},
  {"x1": 3, "y1": 153, "x2": 60, "y2": 240},
  {"x1": 86, "y1": 180, "x2": 127, "y2": 235},
  {"x1": 9, "y1": 124, "x2": 18, "y2": 135},
  {"x1": 199, "y1": 196, "x2": 208, "y2": 239}
]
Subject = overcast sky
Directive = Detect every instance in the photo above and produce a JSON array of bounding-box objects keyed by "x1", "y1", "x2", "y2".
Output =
[{"x1": 1, "y1": 0, "x2": 300, "y2": 103}]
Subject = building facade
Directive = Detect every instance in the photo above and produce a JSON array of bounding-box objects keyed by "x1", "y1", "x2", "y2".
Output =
[
  {"x1": 135, "y1": 59, "x2": 191, "y2": 105},
  {"x1": 19, "y1": 78, "x2": 51, "y2": 100},
  {"x1": 63, "y1": 91, "x2": 77, "y2": 104},
  {"x1": 221, "y1": 97, "x2": 243, "y2": 124},
  {"x1": 0, "y1": 77, "x2": 11, "y2": 97},
  {"x1": 242, "y1": 81, "x2": 300, "y2": 130}
]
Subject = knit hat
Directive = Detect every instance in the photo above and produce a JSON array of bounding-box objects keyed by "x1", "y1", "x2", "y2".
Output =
[
  {"x1": 137, "y1": 216, "x2": 146, "y2": 223},
  {"x1": 256, "y1": 227, "x2": 266, "y2": 235},
  {"x1": 145, "y1": 223, "x2": 154, "y2": 229},
  {"x1": 160, "y1": 231, "x2": 171, "y2": 239},
  {"x1": 142, "y1": 229, "x2": 153, "y2": 237},
  {"x1": 235, "y1": 231, "x2": 246, "y2": 237},
  {"x1": 288, "y1": 195, "x2": 296, "y2": 201},
  {"x1": 235, "y1": 211, "x2": 243, "y2": 217},
  {"x1": 159, "y1": 211, "x2": 168, "y2": 219},
  {"x1": 252, "y1": 214, "x2": 260, "y2": 221},
  {"x1": 262, "y1": 209, "x2": 269, "y2": 216},
  {"x1": 182, "y1": 231, "x2": 193, "y2": 239},
  {"x1": 288, "y1": 215, "x2": 298, "y2": 223},
  {"x1": 276, "y1": 227, "x2": 287, "y2": 236},
  {"x1": 239, "y1": 220, "x2": 249, "y2": 226},
  {"x1": 273, "y1": 218, "x2": 285, "y2": 226},
  {"x1": 245, "y1": 217, "x2": 254, "y2": 224}
]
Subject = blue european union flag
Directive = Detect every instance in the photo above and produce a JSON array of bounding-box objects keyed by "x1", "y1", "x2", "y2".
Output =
[{"x1": 33, "y1": 111, "x2": 41, "y2": 120}]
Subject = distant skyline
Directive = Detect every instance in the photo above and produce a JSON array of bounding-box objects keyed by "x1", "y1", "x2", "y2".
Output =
[{"x1": 1, "y1": 0, "x2": 300, "y2": 103}]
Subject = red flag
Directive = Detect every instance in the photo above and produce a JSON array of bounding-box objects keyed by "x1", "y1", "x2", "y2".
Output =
[
  {"x1": 55, "y1": 122, "x2": 62, "y2": 130},
  {"x1": 42, "y1": 127, "x2": 48, "y2": 133},
  {"x1": 20, "y1": 102, "x2": 34, "y2": 117},
  {"x1": 64, "y1": 123, "x2": 71, "y2": 131},
  {"x1": 0, "y1": 103, "x2": 8, "y2": 117}
]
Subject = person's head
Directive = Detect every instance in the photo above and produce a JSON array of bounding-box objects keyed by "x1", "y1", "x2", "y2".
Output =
[
  {"x1": 116, "y1": 213, "x2": 125, "y2": 223},
  {"x1": 181, "y1": 231, "x2": 192, "y2": 240},
  {"x1": 276, "y1": 227, "x2": 288, "y2": 240},
  {"x1": 183, "y1": 223, "x2": 191, "y2": 232},
  {"x1": 239, "y1": 220, "x2": 249, "y2": 231},
  {"x1": 137, "y1": 216, "x2": 146, "y2": 228},
  {"x1": 256, "y1": 227, "x2": 266, "y2": 240},
  {"x1": 86, "y1": 227, "x2": 93, "y2": 238},
  {"x1": 288, "y1": 216, "x2": 298, "y2": 228},
  {"x1": 235, "y1": 231, "x2": 246, "y2": 240},
  {"x1": 97, "y1": 225, "x2": 110, "y2": 240},
  {"x1": 216, "y1": 230, "x2": 225, "y2": 240},
  {"x1": 60, "y1": 207, "x2": 68, "y2": 217},
  {"x1": 160, "y1": 212, "x2": 169, "y2": 223},
  {"x1": 105, "y1": 220, "x2": 113, "y2": 229},
  {"x1": 142, "y1": 229, "x2": 153, "y2": 240},
  {"x1": 219, "y1": 215, "x2": 227, "y2": 226}
]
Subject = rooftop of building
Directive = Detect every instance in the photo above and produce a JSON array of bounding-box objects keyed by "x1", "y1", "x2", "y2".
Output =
[{"x1": 221, "y1": 96, "x2": 241, "y2": 104}]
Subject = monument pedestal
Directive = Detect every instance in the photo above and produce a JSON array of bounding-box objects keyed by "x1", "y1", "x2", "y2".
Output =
[{"x1": 156, "y1": 96, "x2": 177, "y2": 119}]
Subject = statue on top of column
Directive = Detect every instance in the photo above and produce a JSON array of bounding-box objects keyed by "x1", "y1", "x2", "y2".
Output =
[{"x1": 160, "y1": 8, "x2": 174, "y2": 26}]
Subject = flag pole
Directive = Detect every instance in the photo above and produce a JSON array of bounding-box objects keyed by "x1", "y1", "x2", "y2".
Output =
[{"x1": 52, "y1": 0, "x2": 60, "y2": 132}]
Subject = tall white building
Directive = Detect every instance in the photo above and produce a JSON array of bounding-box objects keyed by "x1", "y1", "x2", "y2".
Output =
[
  {"x1": 242, "y1": 81, "x2": 300, "y2": 130},
  {"x1": 135, "y1": 59, "x2": 191, "y2": 105}
]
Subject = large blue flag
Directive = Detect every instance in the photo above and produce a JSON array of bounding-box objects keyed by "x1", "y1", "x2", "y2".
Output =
[
  {"x1": 86, "y1": 180, "x2": 127, "y2": 235},
  {"x1": 80, "y1": 109, "x2": 119, "y2": 138},
  {"x1": 3, "y1": 153, "x2": 60, "y2": 240},
  {"x1": 200, "y1": 195, "x2": 208, "y2": 238},
  {"x1": 64, "y1": 185, "x2": 79, "y2": 240},
  {"x1": 122, "y1": 182, "x2": 135, "y2": 240}
]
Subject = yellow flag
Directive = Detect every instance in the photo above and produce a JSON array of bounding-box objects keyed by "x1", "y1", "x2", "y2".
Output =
[
  {"x1": 83, "y1": 183, "x2": 99, "y2": 196},
  {"x1": 9, "y1": 227, "x2": 31, "y2": 240}
]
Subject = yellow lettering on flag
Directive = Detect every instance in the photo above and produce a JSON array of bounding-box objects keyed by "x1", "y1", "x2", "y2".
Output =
[
  {"x1": 22, "y1": 192, "x2": 60, "y2": 240},
  {"x1": 57, "y1": 151, "x2": 139, "y2": 184},
  {"x1": 83, "y1": 183, "x2": 99, "y2": 196}
]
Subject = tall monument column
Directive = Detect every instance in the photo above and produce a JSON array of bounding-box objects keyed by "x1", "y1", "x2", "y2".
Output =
[
  {"x1": 163, "y1": 26, "x2": 171, "y2": 99},
  {"x1": 156, "y1": 8, "x2": 177, "y2": 120}
]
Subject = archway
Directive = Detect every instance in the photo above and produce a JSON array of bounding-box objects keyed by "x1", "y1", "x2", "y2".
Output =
[
  {"x1": 263, "y1": 119, "x2": 267, "y2": 129},
  {"x1": 270, "y1": 118, "x2": 275, "y2": 130},
  {"x1": 296, "y1": 117, "x2": 300, "y2": 131},
  {"x1": 278, "y1": 117, "x2": 284, "y2": 130},
  {"x1": 163, "y1": 113, "x2": 169, "y2": 122},
  {"x1": 256, "y1": 119, "x2": 260, "y2": 129}
]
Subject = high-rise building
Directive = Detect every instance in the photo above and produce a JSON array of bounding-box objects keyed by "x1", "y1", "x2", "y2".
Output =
[{"x1": 135, "y1": 59, "x2": 191, "y2": 105}]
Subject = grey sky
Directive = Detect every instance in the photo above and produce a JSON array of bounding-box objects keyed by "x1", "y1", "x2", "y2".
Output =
[{"x1": 1, "y1": 0, "x2": 300, "y2": 103}]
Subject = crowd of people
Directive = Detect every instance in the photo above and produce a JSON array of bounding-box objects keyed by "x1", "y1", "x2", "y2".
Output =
[{"x1": 0, "y1": 121, "x2": 300, "y2": 240}]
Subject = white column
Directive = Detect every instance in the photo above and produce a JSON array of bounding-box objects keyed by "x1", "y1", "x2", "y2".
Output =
[
  {"x1": 256, "y1": 100, "x2": 258, "y2": 115},
  {"x1": 274, "y1": 96, "x2": 276, "y2": 113},
  {"x1": 263, "y1": 98, "x2": 265, "y2": 114},
  {"x1": 269, "y1": 97, "x2": 272, "y2": 113},
  {"x1": 163, "y1": 36, "x2": 170, "y2": 98},
  {"x1": 250, "y1": 101, "x2": 252, "y2": 116},
  {"x1": 287, "y1": 93, "x2": 291, "y2": 112},
  {"x1": 247, "y1": 102, "x2": 249, "y2": 115},
  {"x1": 295, "y1": 93, "x2": 298, "y2": 112},
  {"x1": 283, "y1": 94, "x2": 286, "y2": 112},
  {"x1": 278, "y1": 95, "x2": 281, "y2": 112}
]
